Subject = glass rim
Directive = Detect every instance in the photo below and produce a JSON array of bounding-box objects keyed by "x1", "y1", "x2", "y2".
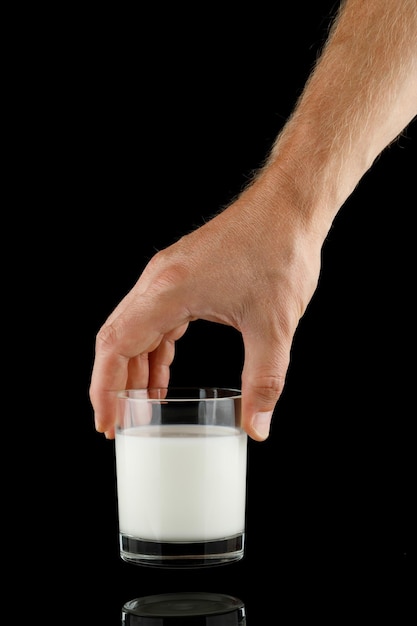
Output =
[{"x1": 117, "y1": 386, "x2": 242, "y2": 402}]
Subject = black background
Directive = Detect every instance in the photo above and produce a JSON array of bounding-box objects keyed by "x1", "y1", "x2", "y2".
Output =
[{"x1": 28, "y1": 1, "x2": 415, "y2": 622}]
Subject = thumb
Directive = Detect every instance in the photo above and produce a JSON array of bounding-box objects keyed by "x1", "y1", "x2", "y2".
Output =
[{"x1": 241, "y1": 333, "x2": 291, "y2": 441}]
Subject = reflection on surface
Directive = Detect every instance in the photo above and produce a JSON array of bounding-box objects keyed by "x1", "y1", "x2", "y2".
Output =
[{"x1": 121, "y1": 591, "x2": 246, "y2": 624}]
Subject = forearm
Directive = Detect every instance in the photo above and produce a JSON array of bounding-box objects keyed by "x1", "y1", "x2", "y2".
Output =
[{"x1": 261, "y1": 0, "x2": 417, "y2": 235}]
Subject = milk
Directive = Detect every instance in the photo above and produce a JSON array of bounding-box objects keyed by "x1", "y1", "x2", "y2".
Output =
[{"x1": 115, "y1": 424, "x2": 247, "y2": 542}]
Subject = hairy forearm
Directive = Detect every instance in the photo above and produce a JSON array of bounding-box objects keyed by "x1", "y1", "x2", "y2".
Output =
[{"x1": 262, "y1": 0, "x2": 417, "y2": 233}]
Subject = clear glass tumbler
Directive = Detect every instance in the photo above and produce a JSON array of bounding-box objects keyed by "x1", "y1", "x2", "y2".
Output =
[{"x1": 115, "y1": 387, "x2": 247, "y2": 568}]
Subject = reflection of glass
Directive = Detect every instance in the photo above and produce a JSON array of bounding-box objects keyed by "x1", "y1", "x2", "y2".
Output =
[
  {"x1": 115, "y1": 388, "x2": 247, "y2": 568},
  {"x1": 121, "y1": 592, "x2": 246, "y2": 624}
]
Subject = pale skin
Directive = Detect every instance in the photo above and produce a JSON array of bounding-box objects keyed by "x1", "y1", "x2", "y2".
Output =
[{"x1": 90, "y1": 0, "x2": 417, "y2": 441}]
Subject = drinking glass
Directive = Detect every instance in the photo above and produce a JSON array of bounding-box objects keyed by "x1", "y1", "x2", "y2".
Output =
[
  {"x1": 121, "y1": 592, "x2": 246, "y2": 624},
  {"x1": 115, "y1": 387, "x2": 247, "y2": 568}
]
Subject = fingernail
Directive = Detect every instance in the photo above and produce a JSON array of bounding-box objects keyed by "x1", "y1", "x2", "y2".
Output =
[
  {"x1": 95, "y1": 421, "x2": 104, "y2": 433},
  {"x1": 252, "y1": 411, "x2": 272, "y2": 439}
]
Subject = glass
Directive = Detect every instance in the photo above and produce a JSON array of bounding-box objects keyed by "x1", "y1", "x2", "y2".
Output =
[
  {"x1": 115, "y1": 387, "x2": 247, "y2": 568},
  {"x1": 121, "y1": 592, "x2": 246, "y2": 625}
]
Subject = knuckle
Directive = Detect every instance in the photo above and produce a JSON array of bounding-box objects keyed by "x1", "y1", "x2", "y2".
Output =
[
  {"x1": 253, "y1": 373, "x2": 286, "y2": 401},
  {"x1": 95, "y1": 321, "x2": 120, "y2": 352}
]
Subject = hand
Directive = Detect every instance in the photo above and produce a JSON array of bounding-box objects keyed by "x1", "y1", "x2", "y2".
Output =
[{"x1": 89, "y1": 170, "x2": 324, "y2": 441}]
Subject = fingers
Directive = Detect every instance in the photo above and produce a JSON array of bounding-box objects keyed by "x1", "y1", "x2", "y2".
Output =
[
  {"x1": 89, "y1": 306, "x2": 165, "y2": 437},
  {"x1": 148, "y1": 324, "x2": 189, "y2": 389},
  {"x1": 90, "y1": 348, "x2": 131, "y2": 438},
  {"x1": 240, "y1": 329, "x2": 291, "y2": 442},
  {"x1": 90, "y1": 305, "x2": 189, "y2": 438}
]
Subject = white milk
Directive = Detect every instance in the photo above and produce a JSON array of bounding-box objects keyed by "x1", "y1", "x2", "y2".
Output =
[{"x1": 115, "y1": 424, "x2": 247, "y2": 542}]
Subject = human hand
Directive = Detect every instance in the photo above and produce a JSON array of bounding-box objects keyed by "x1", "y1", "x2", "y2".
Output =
[
  {"x1": 89, "y1": 0, "x2": 417, "y2": 443},
  {"x1": 89, "y1": 169, "x2": 325, "y2": 441}
]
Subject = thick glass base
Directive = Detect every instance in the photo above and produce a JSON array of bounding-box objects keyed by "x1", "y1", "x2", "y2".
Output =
[{"x1": 119, "y1": 532, "x2": 245, "y2": 568}]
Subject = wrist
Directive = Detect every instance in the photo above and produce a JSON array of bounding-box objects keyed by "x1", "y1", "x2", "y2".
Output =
[{"x1": 251, "y1": 150, "x2": 341, "y2": 244}]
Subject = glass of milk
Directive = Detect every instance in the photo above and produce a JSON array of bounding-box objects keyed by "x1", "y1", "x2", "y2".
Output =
[{"x1": 115, "y1": 387, "x2": 247, "y2": 568}]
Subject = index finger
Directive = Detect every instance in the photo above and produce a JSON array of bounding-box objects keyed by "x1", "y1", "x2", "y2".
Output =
[{"x1": 89, "y1": 314, "x2": 165, "y2": 436}]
